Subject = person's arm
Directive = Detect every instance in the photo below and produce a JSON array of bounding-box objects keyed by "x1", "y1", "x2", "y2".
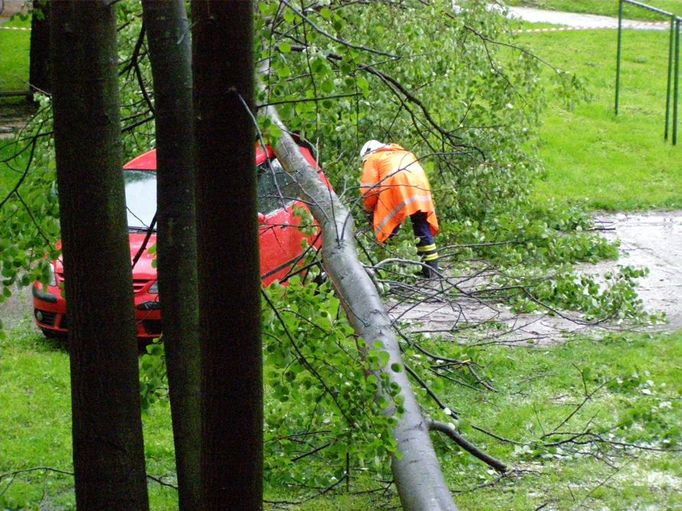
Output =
[{"x1": 360, "y1": 160, "x2": 379, "y2": 213}]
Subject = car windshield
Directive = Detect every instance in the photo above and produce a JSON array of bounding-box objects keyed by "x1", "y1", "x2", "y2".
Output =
[
  {"x1": 124, "y1": 170, "x2": 157, "y2": 230},
  {"x1": 257, "y1": 158, "x2": 299, "y2": 214}
]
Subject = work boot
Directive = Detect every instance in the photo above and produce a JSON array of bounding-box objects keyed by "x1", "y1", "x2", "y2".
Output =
[{"x1": 420, "y1": 260, "x2": 440, "y2": 279}]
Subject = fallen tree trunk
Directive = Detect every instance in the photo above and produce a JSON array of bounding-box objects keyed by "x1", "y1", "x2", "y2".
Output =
[{"x1": 264, "y1": 105, "x2": 458, "y2": 511}]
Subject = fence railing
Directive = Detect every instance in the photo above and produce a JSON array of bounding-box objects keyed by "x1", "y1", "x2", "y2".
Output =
[{"x1": 615, "y1": 0, "x2": 680, "y2": 145}]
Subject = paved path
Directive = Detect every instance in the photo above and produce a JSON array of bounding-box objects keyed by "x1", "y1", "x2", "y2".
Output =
[
  {"x1": 508, "y1": 6, "x2": 669, "y2": 31},
  {"x1": 391, "y1": 212, "x2": 682, "y2": 345},
  {"x1": 591, "y1": 212, "x2": 682, "y2": 331},
  {"x1": 0, "y1": 0, "x2": 26, "y2": 18},
  {"x1": 0, "y1": 0, "x2": 27, "y2": 29}
]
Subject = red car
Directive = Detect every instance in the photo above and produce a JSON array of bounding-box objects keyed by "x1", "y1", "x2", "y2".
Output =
[{"x1": 32, "y1": 142, "x2": 327, "y2": 339}]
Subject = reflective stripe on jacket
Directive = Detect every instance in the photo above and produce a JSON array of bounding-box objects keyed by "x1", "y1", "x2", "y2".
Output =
[{"x1": 360, "y1": 144, "x2": 439, "y2": 243}]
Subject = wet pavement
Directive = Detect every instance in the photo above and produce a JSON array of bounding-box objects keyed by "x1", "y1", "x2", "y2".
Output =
[
  {"x1": 0, "y1": 284, "x2": 32, "y2": 331},
  {"x1": 0, "y1": 0, "x2": 27, "y2": 20},
  {"x1": 0, "y1": 102, "x2": 34, "y2": 139},
  {"x1": 592, "y1": 211, "x2": 682, "y2": 330},
  {"x1": 390, "y1": 212, "x2": 682, "y2": 345}
]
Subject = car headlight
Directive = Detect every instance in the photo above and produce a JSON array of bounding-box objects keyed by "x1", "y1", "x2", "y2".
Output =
[
  {"x1": 47, "y1": 263, "x2": 57, "y2": 286},
  {"x1": 149, "y1": 280, "x2": 158, "y2": 294}
]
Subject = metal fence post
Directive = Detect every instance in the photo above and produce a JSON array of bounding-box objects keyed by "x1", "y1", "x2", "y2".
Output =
[
  {"x1": 665, "y1": 17, "x2": 675, "y2": 140},
  {"x1": 674, "y1": 18, "x2": 680, "y2": 145},
  {"x1": 615, "y1": 0, "x2": 624, "y2": 115},
  {"x1": 616, "y1": 0, "x2": 679, "y2": 145}
]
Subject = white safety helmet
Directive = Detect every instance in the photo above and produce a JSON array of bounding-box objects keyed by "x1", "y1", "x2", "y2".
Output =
[{"x1": 360, "y1": 140, "x2": 385, "y2": 161}]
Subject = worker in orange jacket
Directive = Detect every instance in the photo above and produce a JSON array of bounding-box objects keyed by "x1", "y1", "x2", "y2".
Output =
[{"x1": 359, "y1": 140, "x2": 440, "y2": 278}]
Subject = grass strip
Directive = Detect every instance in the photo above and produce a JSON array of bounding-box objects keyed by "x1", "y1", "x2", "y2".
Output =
[
  {"x1": 520, "y1": 29, "x2": 682, "y2": 210},
  {"x1": 0, "y1": 17, "x2": 30, "y2": 94}
]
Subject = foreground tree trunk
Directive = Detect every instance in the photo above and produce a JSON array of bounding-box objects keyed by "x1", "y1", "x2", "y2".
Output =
[
  {"x1": 192, "y1": 2, "x2": 262, "y2": 509},
  {"x1": 50, "y1": 2, "x2": 149, "y2": 509},
  {"x1": 264, "y1": 105, "x2": 458, "y2": 511},
  {"x1": 141, "y1": 1, "x2": 201, "y2": 509},
  {"x1": 29, "y1": 0, "x2": 50, "y2": 95}
]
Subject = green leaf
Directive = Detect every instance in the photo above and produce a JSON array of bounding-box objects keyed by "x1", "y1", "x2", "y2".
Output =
[
  {"x1": 320, "y1": 79, "x2": 334, "y2": 95},
  {"x1": 356, "y1": 76, "x2": 370, "y2": 94},
  {"x1": 320, "y1": 7, "x2": 333, "y2": 20}
]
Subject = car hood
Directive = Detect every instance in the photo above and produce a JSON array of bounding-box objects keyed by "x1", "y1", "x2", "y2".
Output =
[
  {"x1": 52, "y1": 233, "x2": 157, "y2": 280},
  {"x1": 128, "y1": 232, "x2": 157, "y2": 280}
]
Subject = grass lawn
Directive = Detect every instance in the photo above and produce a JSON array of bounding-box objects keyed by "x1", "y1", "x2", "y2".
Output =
[
  {"x1": 0, "y1": 17, "x2": 30, "y2": 94},
  {"x1": 310, "y1": 330, "x2": 682, "y2": 510},
  {"x1": 444, "y1": 331, "x2": 682, "y2": 510},
  {"x1": 0, "y1": 323, "x2": 179, "y2": 510},
  {"x1": 506, "y1": 0, "x2": 682, "y2": 20},
  {"x1": 520, "y1": 29, "x2": 682, "y2": 210},
  {"x1": 1, "y1": 321, "x2": 680, "y2": 510}
]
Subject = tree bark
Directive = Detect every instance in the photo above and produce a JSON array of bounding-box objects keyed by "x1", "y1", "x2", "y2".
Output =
[
  {"x1": 141, "y1": 2, "x2": 201, "y2": 510},
  {"x1": 192, "y1": 2, "x2": 262, "y2": 509},
  {"x1": 264, "y1": 104, "x2": 458, "y2": 511},
  {"x1": 29, "y1": 0, "x2": 50, "y2": 96},
  {"x1": 50, "y1": 2, "x2": 149, "y2": 509}
]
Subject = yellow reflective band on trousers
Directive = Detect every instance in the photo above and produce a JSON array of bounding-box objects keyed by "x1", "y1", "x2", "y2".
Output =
[
  {"x1": 417, "y1": 242, "x2": 438, "y2": 262},
  {"x1": 417, "y1": 244, "x2": 437, "y2": 253}
]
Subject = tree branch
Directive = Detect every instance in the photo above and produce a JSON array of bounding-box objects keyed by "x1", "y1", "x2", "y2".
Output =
[{"x1": 428, "y1": 420, "x2": 509, "y2": 473}]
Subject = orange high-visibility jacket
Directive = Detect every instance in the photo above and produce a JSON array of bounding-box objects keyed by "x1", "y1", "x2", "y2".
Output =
[{"x1": 360, "y1": 144, "x2": 439, "y2": 243}]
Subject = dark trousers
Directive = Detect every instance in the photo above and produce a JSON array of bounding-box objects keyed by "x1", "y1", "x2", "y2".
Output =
[
  {"x1": 410, "y1": 212, "x2": 439, "y2": 274},
  {"x1": 410, "y1": 212, "x2": 434, "y2": 246},
  {"x1": 384, "y1": 211, "x2": 439, "y2": 275}
]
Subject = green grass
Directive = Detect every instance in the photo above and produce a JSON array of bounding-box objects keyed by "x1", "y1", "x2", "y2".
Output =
[
  {"x1": 0, "y1": 323, "x2": 178, "y2": 510},
  {"x1": 521, "y1": 29, "x2": 682, "y2": 210},
  {"x1": 419, "y1": 331, "x2": 682, "y2": 510},
  {"x1": 302, "y1": 331, "x2": 682, "y2": 510},
  {"x1": 0, "y1": 17, "x2": 30, "y2": 93},
  {"x1": 2, "y1": 322, "x2": 680, "y2": 510},
  {"x1": 507, "y1": 0, "x2": 682, "y2": 20}
]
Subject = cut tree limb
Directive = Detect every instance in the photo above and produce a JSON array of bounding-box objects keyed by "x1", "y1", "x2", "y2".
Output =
[{"x1": 428, "y1": 420, "x2": 508, "y2": 473}]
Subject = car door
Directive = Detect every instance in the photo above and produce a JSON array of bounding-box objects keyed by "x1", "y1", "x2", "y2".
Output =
[{"x1": 257, "y1": 157, "x2": 308, "y2": 285}]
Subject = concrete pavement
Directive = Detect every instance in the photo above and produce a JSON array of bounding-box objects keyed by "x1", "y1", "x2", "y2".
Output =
[
  {"x1": 507, "y1": 6, "x2": 670, "y2": 31},
  {"x1": 0, "y1": 0, "x2": 27, "y2": 19}
]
